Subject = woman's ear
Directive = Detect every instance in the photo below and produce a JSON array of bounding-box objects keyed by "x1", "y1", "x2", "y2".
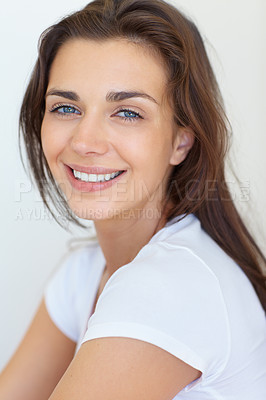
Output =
[{"x1": 169, "y1": 127, "x2": 195, "y2": 166}]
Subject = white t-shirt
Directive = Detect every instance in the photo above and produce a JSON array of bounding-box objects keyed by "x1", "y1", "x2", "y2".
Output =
[{"x1": 44, "y1": 214, "x2": 266, "y2": 399}]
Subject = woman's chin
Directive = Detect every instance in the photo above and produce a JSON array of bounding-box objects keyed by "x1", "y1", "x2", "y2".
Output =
[{"x1": 70, "y1": 206, "x2": 123, "y2": 221}]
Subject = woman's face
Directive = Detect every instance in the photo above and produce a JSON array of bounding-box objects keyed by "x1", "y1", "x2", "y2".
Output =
[{"x1": 41, "y1": 39, "x2": 185, "y2": 221}]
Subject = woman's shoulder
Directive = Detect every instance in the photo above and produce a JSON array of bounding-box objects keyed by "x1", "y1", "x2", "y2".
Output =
[
  {"x1": 44, "y1": 239, "x2": 105, "y2": 311},
  {"x1": 44, "y1": 240, "x2": 105, "y2": 343},
  {"x1": 146, "y1": 213, "x2": 254, "y2": 290},
  {"x1": 130, "y1": 214, "x2": 235, "y2": 281},
  {"x1": 106, "y1": 213, "x2": 265, "y2": 335}
]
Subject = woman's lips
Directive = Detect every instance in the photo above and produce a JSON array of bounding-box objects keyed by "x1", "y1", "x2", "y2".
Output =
[{"x1": 64, "y1": 165, "x2": 127, "y2": 193}]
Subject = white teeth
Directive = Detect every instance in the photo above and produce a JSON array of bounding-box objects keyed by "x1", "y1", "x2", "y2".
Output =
[
  {"x1": 73, "y1": 169, "x2": 122, "y2": 183},
  {"x1": 81, "y1": 172, "x2": 89, "y2": 182},
  {"x1": 97, "y1": 174, "x2": 105, "y2": 182},
  {"x1": 73, "y1": 170, "x2": 81, "y2": 179},
  {"x1": 89, "y1": 174, "x2": 97, "y2": 182}
]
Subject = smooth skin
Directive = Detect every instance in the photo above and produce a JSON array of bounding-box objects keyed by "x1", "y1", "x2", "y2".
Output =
[{"x1": 0, "y1": 39, "x2": 201, "y2": 399}]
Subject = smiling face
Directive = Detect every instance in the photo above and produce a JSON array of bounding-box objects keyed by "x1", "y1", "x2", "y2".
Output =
[{"x1": 41, "y1": 39, "x2": 190, "y2": 221}]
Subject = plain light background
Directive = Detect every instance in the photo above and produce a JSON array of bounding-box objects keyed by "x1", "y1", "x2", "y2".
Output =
[{"x1": 0, "y1": 0, "x2": 265, "y2": 369}]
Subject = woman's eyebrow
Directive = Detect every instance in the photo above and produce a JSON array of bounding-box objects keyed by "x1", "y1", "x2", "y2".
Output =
[
  {"x1": 106, "y1": 90, "x2": 159, "y2": 105},
  {"x1": 45, "y1": 89, "x2": 159, "y2": 105},
  {"x1": 45, "y1": 89, "x2": 79, "y2": 101}
]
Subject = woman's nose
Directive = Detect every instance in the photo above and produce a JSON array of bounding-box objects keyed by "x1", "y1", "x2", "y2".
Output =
[{"x1": 70, "y1": 113, "x2": 109, "y2": 156}]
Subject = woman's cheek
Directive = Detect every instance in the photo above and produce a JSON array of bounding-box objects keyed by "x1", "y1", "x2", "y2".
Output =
[{"x1": 41, "y1": 119, "x2": 64, "y2": 157}]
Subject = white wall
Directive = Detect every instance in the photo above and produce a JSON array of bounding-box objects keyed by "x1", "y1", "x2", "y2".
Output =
[{"x1": 0, "y1": 0, "x2": 265, "y2": 369}]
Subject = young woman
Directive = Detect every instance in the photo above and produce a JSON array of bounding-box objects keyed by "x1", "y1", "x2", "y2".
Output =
[{"x1": 1, "y1": 0, "x2": 265, "y2": 398}]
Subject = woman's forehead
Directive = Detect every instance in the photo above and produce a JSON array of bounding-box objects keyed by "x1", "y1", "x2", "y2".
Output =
[{"x1": 48, "y1": 38, "x2": 168, "y2": 102}]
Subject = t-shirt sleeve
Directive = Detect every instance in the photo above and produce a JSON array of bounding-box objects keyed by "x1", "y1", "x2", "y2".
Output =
[
  {"x1": 82, "y1": 243, "x2": 231, "y2": 376},
  {"x1": 44, "y1": 251, "x2": 81, "y2": 342}
]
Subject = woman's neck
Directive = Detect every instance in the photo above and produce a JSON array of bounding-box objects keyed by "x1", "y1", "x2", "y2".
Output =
[{"x1": 94, "y1": 209, "x2": 167, "y2": 277}]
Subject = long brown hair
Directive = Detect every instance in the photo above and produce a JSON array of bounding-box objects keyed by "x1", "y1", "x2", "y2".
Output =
[{"x1": 19, "y1": 0, "x2": 266, "y2": 311}]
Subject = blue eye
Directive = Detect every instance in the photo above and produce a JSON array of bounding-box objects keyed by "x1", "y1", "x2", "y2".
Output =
[
  {"x1": 50, "y1": 104, "x2": 81, "y2": 115},
  {"x1": 59, "y1": 106, "x2": 78, "y2": 114},
  {"x1": 116, "y1": 109, "x2": 142, "y2": 121}
]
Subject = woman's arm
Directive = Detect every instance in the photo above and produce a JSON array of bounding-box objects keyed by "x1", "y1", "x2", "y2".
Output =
[
  {"x1": 0, "y1": 299, "x2": 76, "y2": 400},
  {"x1": 49, "y1": 337, "x2": 202, "y2": 400}
]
